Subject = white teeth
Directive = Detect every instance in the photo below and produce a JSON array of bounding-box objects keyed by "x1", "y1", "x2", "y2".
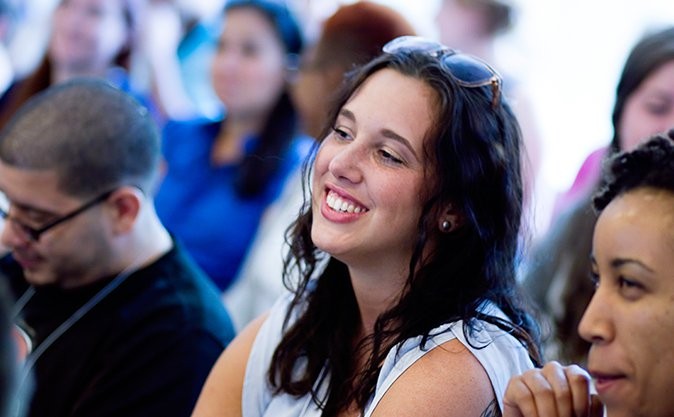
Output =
[{"x1": 326, "y1": 190, "x2": 367, "y2": 213}]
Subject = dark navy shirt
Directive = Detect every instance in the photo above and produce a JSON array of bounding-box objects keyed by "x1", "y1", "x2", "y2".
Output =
[{"x1": 4, "y1": 241, "x2": 235, "y2": 417}]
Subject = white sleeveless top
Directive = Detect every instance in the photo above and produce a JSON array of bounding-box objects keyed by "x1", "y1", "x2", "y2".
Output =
[{"x1": 242, "y1": 291, "x2": 535, "y2": 417}]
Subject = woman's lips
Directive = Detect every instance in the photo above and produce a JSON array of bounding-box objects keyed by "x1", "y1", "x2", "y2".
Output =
[
  {"x1": 319, "y1": 188, "x2": 369, "y2": 223},
  {"x1": 591, "y1": 371, "x2": 627, "y2": 396}
]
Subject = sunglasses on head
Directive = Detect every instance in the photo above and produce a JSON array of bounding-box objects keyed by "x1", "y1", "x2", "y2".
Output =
[{"x1": 383, "y1": 36, "x2": 502, "y2": 108}]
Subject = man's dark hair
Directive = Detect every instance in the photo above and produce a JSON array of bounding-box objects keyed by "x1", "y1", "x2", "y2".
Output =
[{"x1": 0, "y1": 78, "x2": 160, "y2": 197}]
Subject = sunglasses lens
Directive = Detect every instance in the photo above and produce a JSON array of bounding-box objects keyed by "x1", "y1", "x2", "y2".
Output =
[
  {"x1": 442, "y1": 54, "x2": 497, "y2": 86},
  {"x1": 383, "y1": 36, "x2": 444, "y2": 55},
  {"x1": 382, "y1": 36, "x2": 501, "y2": 107}
]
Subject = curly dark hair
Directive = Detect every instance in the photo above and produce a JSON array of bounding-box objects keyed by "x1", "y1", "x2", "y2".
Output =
[
  {"x1": 269, "y1": 47, "x2": 542, "y2": 416},
  {"x1": 595, "y1": 129, "x2": 674, "y2": 211}
]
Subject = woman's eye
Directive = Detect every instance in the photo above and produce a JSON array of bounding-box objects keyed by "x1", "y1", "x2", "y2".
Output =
[
  {"x1": 241, "y1": 43, "x2": 261, "y2": 57},
  {"x1": 331, "y1": 127, "x2": 351, "y2": 141},
  {"x1": 618, "y1": 276, "x2": 646, "y2": 299},
  {"x1": 645, "y1": 101, "x2": 671, "y2": 116},
  {"x1": 379, "y1": 149, "x2": 404, "y2": 164},
  {"x1": 618, "y1": 276, "x2": 642, "y2": 290}
]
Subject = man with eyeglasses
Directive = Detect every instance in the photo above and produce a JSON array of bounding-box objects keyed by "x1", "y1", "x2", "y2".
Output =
[{"x1": 0, "y1": 79, "x2": 235, "y2": 417}]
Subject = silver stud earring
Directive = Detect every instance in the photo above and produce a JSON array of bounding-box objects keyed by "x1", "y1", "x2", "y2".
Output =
[{"x1": 441, "y1": 220, "x2": 451, "y2": 232}]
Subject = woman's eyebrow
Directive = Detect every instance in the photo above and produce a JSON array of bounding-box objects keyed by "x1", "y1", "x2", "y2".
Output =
[
  {"x1": 339, "y1": 108, "x2": 356, "y2": 122},
  {"x1": 611, "y1": 257, "x2": 655, "y2": 273},
  {"x1": 380, "y1": 128, "x2": 419, "y2": 161}
]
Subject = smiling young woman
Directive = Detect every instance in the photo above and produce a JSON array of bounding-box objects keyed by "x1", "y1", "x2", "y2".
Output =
[{"x1": 192, "y1": 35, "x2": 541, "y2": 417}]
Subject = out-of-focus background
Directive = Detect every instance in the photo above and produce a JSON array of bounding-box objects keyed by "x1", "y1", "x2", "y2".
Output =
[
  {"x1": 292, "y1": 0, "x2": 674, "y2": 237},
  {"x1": 5, "y1": 0, "x2": 674, "y2": 236}
]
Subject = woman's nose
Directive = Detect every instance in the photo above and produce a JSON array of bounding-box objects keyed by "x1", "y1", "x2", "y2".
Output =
[
  {"x1": 578, "y1": 288, "x2": 614, "y2": 345},
  {"x1": 327, "y1": 143, "x2": 364, "y2": 184}
]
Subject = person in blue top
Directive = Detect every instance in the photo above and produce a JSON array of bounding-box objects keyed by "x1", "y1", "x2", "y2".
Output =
[{"x1": 155, "y1": 0, "x2": 310, "y2": 292}]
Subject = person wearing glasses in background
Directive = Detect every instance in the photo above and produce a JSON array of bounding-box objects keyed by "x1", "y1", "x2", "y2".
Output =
[
  {"x1": 0, "y1": 79, "x2": 235, "y2": 417},
  {"x1": 191, "y1": 35, "x2": 541, "y2": 417}
]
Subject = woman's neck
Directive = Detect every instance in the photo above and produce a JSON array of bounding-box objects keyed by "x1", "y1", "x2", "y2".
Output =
[
  {"x1": 347, "y1": 260, "x2": 408, "y2": 336},
  {"x1": 211, "y1": 115, "x2": 263, "y2": 166}
]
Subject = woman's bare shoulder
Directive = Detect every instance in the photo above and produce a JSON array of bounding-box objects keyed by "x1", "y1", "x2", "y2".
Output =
[{"x1": 370, "y1": 338, "x2": 495, "y2": 417}]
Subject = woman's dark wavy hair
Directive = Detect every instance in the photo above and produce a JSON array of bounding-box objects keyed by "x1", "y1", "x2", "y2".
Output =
[
  {"x1": 269, "y1": 48, "x2": 542, "y2": 416},
  {"x1": 595, "y1": 129, "x2": 674, "y2": 211},
  {"x1": 224, "y1": 0, "x2": 304, "y2": 198}
]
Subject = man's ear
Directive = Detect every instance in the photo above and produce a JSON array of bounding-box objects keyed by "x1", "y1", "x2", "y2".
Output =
[
  {"x1": 437, "y1": 202, "x2": 464, "y2": 233},
  {"x1": 106, "y1": 187, "x2": 142, "y2": 235}
]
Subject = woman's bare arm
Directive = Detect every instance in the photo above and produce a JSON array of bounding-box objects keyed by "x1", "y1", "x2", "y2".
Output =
[{"x1": 191, "y1": 314, "x2": 268, "y2": 417}]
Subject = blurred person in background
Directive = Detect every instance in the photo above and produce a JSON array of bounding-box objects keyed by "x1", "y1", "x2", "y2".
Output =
[
  {"x1": 225, "y1": 1, "x2": 417, "y2": 330},
  {"x1": 0, "y1": 0, "x2": 17, "y2": 256},
  {"x1": 436, "y1": 0, "x2": 543, "y2": 239},
  {"x1": 0, "y1": 0, "x2": 16, "y2": 96},
  {"x1": 0, "y1": 0, "x2": 159, "y2": 130},
  {"x1": 523, "y1": 25, "x2": 674, "y2": 365},
  {"x1": 141, "y1": 0, "x2": 225, "y2": 121},
  {"x1": 154, "y1": 0, "x2": 311, "y2": 293}
]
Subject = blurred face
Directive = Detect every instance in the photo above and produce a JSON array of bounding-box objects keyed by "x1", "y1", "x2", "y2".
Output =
[
  {"x1": 435, "y1": 0, "x2": 489, "y2": 48},
  {"x1": 211, "y1": 7, "x2": 287, "y2": 119},
  {"x1": 311, "y1": 69, "x2": 435, "y2": 268},
  {"x1": 292, "y1": 47, "x2": 327, "y2": 138},
  {"x1": 580, "y1": 188, "x2": 674, "y2": 417},
  {"x1": 618, "y1": 60, "x2": 674, "y2": 151},
  {"x1": 0, "y1": 162, "x2": 113, "y2": 289},
  {"x1": 49, "y1": 0, "x2": 129, "y2": 74}
]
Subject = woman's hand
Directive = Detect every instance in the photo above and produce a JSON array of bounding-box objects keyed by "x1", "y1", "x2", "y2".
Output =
[{"x1": 502, "y1": 361, "x2": 604, "y2": 417}]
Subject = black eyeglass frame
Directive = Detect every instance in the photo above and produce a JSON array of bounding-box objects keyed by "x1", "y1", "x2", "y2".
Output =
[
  {"x1": 382, "y1": 35, "x2": 502, "y2": 108},
  {"x1": 0, "y1": 189, "x2": 115, "y2": 242}
]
